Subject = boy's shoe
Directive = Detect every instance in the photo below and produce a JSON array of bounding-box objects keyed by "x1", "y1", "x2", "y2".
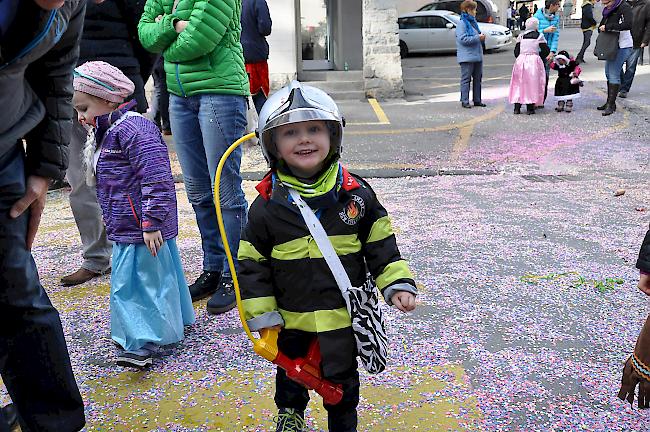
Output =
[
  {"x1": 275, "y1": 408, "x2": 305, "y2": 432},
  {"x1": 117, "y1": 348, "x2": 153, "y2": 369},
  {"x1": 189, "y1": 271, "x2": 221, "y2": 302},
  {"x1": 207, "y1": 275, "x2": 236, "y2": 315}
]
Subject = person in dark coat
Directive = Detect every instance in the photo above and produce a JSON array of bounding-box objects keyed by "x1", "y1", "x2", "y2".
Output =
[
  {"x1": 576, "y1": 0, "x2": 598, "y2": 63},
  {"x1": 61, "y1": 0, "x2": 157, "y2": 287},
  {"x1": 618, "y1": 0, "x2": 650, "y2": 97},
  {"x1": 0, "y1": 1, "x2": 87, "y2": 430},
  {"x1": 241, "y1": 0, "x2": 272, "y2": 114},
  {"x1": 519, "y1": 4, "x2": 530, "y2": 29}
]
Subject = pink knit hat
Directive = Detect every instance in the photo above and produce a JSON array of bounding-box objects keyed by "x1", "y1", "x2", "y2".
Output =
[{"x1": 73, "y1": 61, "x2": 135, "y2": 103}]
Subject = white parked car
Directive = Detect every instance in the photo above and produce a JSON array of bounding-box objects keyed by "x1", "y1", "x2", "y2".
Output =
[{"x1": 398, "y1": 10, "x2": 512, "y2": 57}]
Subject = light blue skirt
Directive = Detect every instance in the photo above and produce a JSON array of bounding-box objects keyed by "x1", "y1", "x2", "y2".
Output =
[{"x1": 111, "y1": 238, "x2": 195, "y2": 351}]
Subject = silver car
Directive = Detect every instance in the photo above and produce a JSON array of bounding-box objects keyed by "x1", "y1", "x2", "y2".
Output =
[{"x1": 398, "y1": 10, "x2": 512, "y2": 57}]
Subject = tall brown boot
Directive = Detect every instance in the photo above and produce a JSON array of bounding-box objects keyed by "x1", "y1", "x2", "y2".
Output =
[
  {"x1": 618, "y1": 314, "x2": 650, "y2": 408},
  {"x1": 597, "y1": 82, "x2": 611, "y2": 111},
  {"x1": 602, "y1": 83, "x2": 619, "y2": 116}
]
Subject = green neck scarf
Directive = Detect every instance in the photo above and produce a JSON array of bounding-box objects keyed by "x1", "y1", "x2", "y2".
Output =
[{"x1": 276, "y1": 161, "x2": 340, "y2": 198}]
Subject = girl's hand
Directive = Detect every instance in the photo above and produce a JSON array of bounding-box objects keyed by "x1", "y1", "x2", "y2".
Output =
[
  {"x1": 639, "y1": 273, "x2": 650, "y2": 296},
  {"x1": 143, "y1": 230, "x2": 163, "y2": 257},
  {"x1": 391, "y1": 291, "x2": 416, "y2": 312},
  {"x1": 599, "y1": 25, "x2": 606, "y2": 32}
]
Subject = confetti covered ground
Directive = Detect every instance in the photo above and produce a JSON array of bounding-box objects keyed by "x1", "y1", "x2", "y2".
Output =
[{"x1": 3, "y1": 59, "x2": 650, "y2": 431}]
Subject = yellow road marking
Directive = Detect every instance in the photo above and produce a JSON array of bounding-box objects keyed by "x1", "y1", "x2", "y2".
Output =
[
  {"x1": 347, "y1": 103, "x2": 505, "y2": 136},
  {"x1": 367, "y1": 98, "x2": 390, "y2": 124},
  {"x1": 452, "y1": 124, "x2": 475, "y2": 161}
]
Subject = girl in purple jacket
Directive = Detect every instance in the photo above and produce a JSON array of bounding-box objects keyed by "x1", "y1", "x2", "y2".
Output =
[{"x1": 72, "y1": 61, "x2": 195, "y2": 369}]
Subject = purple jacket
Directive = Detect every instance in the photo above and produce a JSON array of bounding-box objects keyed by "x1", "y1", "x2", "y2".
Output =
[{"x1": 94, "y1": 101, "x2": 178, "y2": 243}]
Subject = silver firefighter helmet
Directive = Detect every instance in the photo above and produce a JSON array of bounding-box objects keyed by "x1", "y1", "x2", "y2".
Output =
[{"x1": 257, "y1": 81, "x2": 345, "y2": 169}]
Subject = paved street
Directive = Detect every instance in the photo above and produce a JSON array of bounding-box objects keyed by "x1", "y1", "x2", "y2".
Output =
[{"x1": 3, "y1": 28, "x2": 650, "y2": 431}]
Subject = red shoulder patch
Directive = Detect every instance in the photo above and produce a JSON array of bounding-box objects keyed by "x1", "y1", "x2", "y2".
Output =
[
  {"x1": 256, "y1": 171, "x2": 274, "y2": 200},
  {"x1": 341, "y1": 166, "x2": 360, "y2": 191}
]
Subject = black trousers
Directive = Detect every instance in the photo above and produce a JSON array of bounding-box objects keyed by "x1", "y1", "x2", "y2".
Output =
[
  {"x1": 152, "y1": 56, "x2": 170, "y2": 130},
  {"x1": 274, "y1": 330, "x2": 359, "y2": 432},
  {"x1": 577, "y1": 30, "x2": 593, "y2": 61},
  {"x1": 0, "y1": 145, "x2": 85, "y2": 431}
]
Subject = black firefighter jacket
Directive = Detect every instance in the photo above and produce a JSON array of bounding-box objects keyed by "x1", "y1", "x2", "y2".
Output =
[{"x1": 238, "y1": 166, "x2": 417, "y2": 376}]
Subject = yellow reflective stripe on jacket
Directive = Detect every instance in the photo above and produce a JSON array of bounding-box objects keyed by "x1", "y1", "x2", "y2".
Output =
[
  {"x1": 271, "y1": 234, "x2": 361, "y2": 261},
  {"x1": 366, "y1": 216, "x2": 394, "y2": 243},
  {"x1": 376, "y1": 260, "x2": 414, "y2": 290},
  {"x1": 242, "y1": 296, "x2": 278, "y2": 320},
  {"x1": 279, "y1": 307, "x2": 351, "y2": 332},
  {"x1": 238, "y1": 240, "x2": 267, "y2": 262}
]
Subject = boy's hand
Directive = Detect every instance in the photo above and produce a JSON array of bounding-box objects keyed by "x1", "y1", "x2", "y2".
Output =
[
  {"x1": 391, "y1": 291, "x2": 416, "y2": 312},
  {"x1": 545, "y1": 25, "x2": 557, "y2": 33},
  {"x1": 144, "y1": 230, "x2": 163, "y2": 257},
  {"x1": 479, "y1": 33, "x2": 486, "y2": 41},
  {"x1": 639, "y1": 273, "x2": 650, "y2": 296}
]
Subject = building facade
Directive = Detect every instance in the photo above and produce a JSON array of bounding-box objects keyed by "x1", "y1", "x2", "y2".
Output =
[{"x1": 266, "y1": 0, "x2": 404, "y2": 98}]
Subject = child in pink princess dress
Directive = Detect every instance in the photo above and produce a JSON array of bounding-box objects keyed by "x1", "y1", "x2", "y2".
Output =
[{"x1": 508, "y1": 17, "x2": 551, "y2": 115}]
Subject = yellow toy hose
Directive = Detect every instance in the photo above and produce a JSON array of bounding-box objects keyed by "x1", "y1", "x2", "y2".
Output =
[{"x1": 213, "y1": 133, "x2": 278, "y2": 361}]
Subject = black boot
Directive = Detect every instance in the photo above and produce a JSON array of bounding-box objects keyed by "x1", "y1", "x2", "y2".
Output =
[
  {"x1": 526, "y1": 104, "x2": 535, "y2": 115},
  {"x1": 513, "y1": 103, "x2": 521, "y2": 114},
  {"x1": 602, "y1": 83, "x2": 619, "y2": 116},
  {"x1": 189, "y1": 271, "x2": 221, "y2": 301},
  {"x1": 597, "y1": 82, "x2": 611, "y2": 110},
  {"x1": 1, "y1": 404, "x2": 18, "y2": 430}
]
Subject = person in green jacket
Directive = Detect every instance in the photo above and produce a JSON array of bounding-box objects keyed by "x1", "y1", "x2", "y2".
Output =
[{"x1": 138, "y1": 0, "x2": 250, "y2": 314}]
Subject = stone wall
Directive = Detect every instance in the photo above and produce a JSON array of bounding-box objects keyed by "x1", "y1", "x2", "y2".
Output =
[{"x1": 362, "y1": 0, "x2": 404, "y2": 99}]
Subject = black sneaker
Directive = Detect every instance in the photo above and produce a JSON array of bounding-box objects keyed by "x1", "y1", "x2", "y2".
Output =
[
  {"x1": 275, "y1": 408, "x2": 305, "y2": 432},
  {"x1": 206, "y1": 275, "x2": 236, "y2": 315},
  {"x1": 117, "y1": 348, "x2": 153, "y2": 369},
  {"x1": 189, "y1": 271, "x2": 221, "y2": 302}
]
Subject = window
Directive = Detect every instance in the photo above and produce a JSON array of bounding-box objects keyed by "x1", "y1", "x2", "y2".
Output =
[
  {"x1": 427, "y1": 16, "x2": 449, "y2": 28},
  {"x1": 418, "y1": 3, "x2": 436, "y2": 11},
  {"x1": 398, "y1": 16, "x2": 429, "y2": 29}
]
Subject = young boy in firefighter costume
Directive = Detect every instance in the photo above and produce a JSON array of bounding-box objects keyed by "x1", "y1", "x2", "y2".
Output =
[
  {"x1": 619, "y1": 228, "x2": 650, "y2": 408},
  {"x1": 238, "y1": 81, "x2": 418, "y2": 432}
]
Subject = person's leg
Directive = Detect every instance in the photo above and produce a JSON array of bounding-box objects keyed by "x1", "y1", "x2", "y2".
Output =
[
  {"x1": 323, "y1": 368, "x2": 360, "y2": 432},
  {"x1": 576, "y1": 30, "x2": 592, "y2": 62},
  {"x1": 514, "y1": 103, "x2": 522, "y2": 114},
  {"x1": 196, "y1": 94, "x2": 248, "y2": 278},
  {"x1": 63, "y1": 122, "x2": 111, "y2": 284},
  {"x1": 543, "y1": 59, "x2": 550, "y2": 105},
  {"x1": 472, "y1": 61, "x2": 483, "y2": 105},
  {"x1": 620, "y1": 47, "x2": 642, "y2": 95},
  {"x1": 603, "y1": 48, "x2": 631, "y2": 115},
  {"x1": 459, "y1": 62, "x2": 471, "y2": 106},
  {"x1": 169, "y1": 95, "x2": 223, "y2": 274},
  {"x1": 159, "y1": 79, "x2": 171, "y2": 132},
  {"x1": 0, "y1": 145, "x2": 85, "y2": 431}
]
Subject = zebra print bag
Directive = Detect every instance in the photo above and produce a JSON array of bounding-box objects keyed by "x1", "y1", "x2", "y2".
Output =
[{"x1": 288, "y1": 189, "x2": 389, "y2": 374}]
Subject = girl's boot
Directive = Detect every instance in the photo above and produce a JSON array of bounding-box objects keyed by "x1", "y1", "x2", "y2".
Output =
[
  {"x1": 513, "y1": 103, "x2": 521, "y2": 114},
  {"x1": 555, "y1": 101, "x2": 565, "y2": 112},
  {"x1": 597, "y1": 82, "x2": 611, "y2": 110},
  {"x1": 565, "y1": 100, "x2": 573, "y2": 113},
  {"x1": 526, "y1": 104, "x2": 535, "y2": 115}
]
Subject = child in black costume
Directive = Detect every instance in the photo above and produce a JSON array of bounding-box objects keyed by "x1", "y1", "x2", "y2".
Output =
[
  {"x1": 238, "y1": 81, "x2": 418, "y2": 432},
  {"x1": 550, "y1": 50, "x2": 583, "y2": 112}
]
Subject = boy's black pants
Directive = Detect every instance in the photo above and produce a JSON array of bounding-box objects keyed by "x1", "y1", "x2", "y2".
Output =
[
  {"x1": 0, "y1": 145, "x2": 85, "y2": 431},
  {"x1": 274, "y1": 329, "x2": 359, "y2": 432}
]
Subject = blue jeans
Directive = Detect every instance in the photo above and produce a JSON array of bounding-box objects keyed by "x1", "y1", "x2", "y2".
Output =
[
  {"x1": 459, "y1": 61, "x2": 482, "y2": 104},
  {"x1": 620, "y1": 47, "x2": 643, "y2": 92},
  {"x1": 605, "y1": 47, "x2": 632, "y2": 85},
  {"x1": 169, "y1": 94, "x2": 248, "y2": 274},
  {"x1": 0, "y1": 144, "x2": 85, "y2": 431}
]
